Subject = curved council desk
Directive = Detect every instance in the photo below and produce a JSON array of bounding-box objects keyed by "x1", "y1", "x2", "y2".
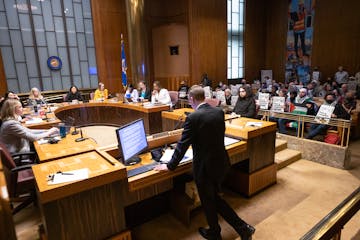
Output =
[{"x1": 54, "y1": 101, "x2": 170, "y2": 134}]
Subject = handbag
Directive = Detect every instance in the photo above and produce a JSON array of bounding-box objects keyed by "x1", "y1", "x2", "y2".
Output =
[{"x1": 324, "y1": 131, "x2": 341, "y2": 145}]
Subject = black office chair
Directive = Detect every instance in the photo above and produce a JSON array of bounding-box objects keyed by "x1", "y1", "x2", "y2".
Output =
[{"x1": 0, "y1": 141, "x2": 38, "y2": 215}]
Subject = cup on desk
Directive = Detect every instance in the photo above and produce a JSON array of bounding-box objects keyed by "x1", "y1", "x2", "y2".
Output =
[{"x1": 59, "y1": 123, "x2": 66, "y2": 138}]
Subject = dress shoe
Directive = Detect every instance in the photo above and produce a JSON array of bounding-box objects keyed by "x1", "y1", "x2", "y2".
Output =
[
  {"x1": 198, "y1": 227, "x2": 222, "y2": 240},
  {"x1": 238, "y1": 224, "x2": 255, "y2": 240}
]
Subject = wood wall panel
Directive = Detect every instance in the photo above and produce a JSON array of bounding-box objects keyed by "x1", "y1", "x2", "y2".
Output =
[
  {"x1": 91, "y1": 0, "x2": 130, "y2": 94},
  {"x1": 244, "y1": 0, "x2": 266, "y2": 82},
  {"x1": 155, "y1": 75, "x2": 190, "y2": 92},
  {"x1": 0, "y1": 50, "x2": 8, "y2": 95},
  {"x1": 264, "y1": 0, "x2": 288, "y2": 82},
  {"x1": 188, "y1": 0, "x2": 227, "y2": 88},
  {"x1": 311, "y1": 0, "x2": 360, "y2": 79}
]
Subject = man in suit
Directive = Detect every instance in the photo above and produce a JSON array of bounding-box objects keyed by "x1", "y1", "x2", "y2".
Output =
[{"x1": 154, "y1": 85, "x2": 255, "y2": 240}]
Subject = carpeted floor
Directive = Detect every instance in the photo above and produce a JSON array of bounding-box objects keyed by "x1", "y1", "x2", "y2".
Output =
[{"x1": 13, "y1": 134, "x2": 360, "y2": 240}]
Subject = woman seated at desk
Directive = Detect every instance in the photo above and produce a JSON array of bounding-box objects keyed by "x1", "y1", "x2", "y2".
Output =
[
  {"x1": 65, "y1": 85, "x2": 83, "y2": 102},
  {"x1": 0, "y1": 99, "x2": 59, "y2": 154},
  {"x1": 151, "y1": 81, "x2": 171, "y2": 106},
  {"x1": 232, "y1": 86, "x2": 256, "y2": 118},
  {"x1": 125, "y1": 84, "x2": 139, "y2": 102},
  {"x1": 94, "y1": 82, "x2": 108, "y2": 101},
  {"x1": 27, "y1": 87, "x2": 46, "y2": 106}
]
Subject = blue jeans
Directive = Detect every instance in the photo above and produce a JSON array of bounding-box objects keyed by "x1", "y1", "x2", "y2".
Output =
[{"x1": 307, "y1": 124, "x2": 329, "y2": 139}]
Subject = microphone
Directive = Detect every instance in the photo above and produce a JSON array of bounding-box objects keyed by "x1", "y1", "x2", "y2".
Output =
[
  {"x1": 72, "y1": 126, "x2": 79, "y2": 135},
  {"x1": 75, "y1": 129, "x2": 86, "y2": 142},
  {"x1": 173, "y1": 113, "x2": 186, "y2": 130}
]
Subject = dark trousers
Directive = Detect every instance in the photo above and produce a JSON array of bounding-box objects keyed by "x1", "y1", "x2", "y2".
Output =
[
  {"x1": 294, "y1": 31, "x2": 306, "y2": 57},
  {"x1": 196, "y1": 179, "x2": 247, "y2": 235}
]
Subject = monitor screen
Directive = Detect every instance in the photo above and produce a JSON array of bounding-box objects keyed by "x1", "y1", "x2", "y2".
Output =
[{"x1": 116, "y1": 119, "x2": 148, "y2": 165}]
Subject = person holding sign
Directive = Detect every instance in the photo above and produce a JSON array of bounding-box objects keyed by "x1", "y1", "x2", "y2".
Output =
[{"x1": 306, "y1": 93, "x2": 351, "y2": 139}]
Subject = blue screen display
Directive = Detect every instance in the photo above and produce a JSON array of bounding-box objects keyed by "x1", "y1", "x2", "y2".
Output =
[{"x1": 116, "y1": 119, "x2": 148, "y2": 163}]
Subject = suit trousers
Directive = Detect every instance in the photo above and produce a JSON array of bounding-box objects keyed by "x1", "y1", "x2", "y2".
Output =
[{"x1": 196, "y1": 178, "x2": 247, "y2": 235}]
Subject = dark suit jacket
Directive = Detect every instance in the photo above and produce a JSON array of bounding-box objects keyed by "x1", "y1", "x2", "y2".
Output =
[{"x1": 167, "y1": 103, "x2": 230, "y2": 184}]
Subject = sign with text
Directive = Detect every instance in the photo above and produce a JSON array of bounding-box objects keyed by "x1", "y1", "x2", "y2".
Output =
[
  {"x1": 315, "y1": 105, "x2": 335, "y2": 124},
  {"x1": 258, "y1": 93, "x2": 270, "y2": 110},
  {"x1": 271, "y1": 96, "x2": 285, "y2": 112}
]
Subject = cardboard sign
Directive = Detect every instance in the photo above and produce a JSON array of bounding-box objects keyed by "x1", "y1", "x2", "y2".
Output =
[
  {"x1": 258, "y1": 93, "x2": 270, "y2": 110},
  {"x1": 315, "y1": 105, "x2": 335, "y2": 124},
  {"x1": 271, "y1": 96, "x2": 285, "y2": 112}
]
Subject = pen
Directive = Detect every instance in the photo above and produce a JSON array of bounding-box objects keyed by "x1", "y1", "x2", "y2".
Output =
[{"x1": 57, "y1": 171, "x2": 74, "y2": 175}]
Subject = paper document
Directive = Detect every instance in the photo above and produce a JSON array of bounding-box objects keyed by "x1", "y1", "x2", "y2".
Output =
[
  {"x1": 245, "y1": 122, "x2": 263, "y2": 127},
  {"x1": 47, "y1": 168, "x2": 89, "y2": 185},
  {"x1": 224, "y1": 136, "x2": 240, "y2": 146},
  {"x1": 160, "y1": 148, "x2": 193, "y2": 164},
  {"x1": 25, "y1": 118, "x2": 43, "y2": 124}
]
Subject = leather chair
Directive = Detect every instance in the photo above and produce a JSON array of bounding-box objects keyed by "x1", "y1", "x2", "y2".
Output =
[
  {"x1": 169, "y1": 91, "x2": 179, "y2": 108},
  {"x1": 0, "y1": 142, "x2": 37, "y2": 215},
  {"x1": 204, "y1": 98, "x2": 220, "y2": 107}
]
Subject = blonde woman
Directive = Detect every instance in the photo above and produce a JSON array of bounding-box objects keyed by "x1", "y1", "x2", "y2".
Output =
[
  {"x1": 27, "y1": 87, "x2": 46, "y2": 106},
  {"x1": 0, "y1": 99, "x2": 59, "y2": 154},
  {"x1": 94, "y1": 82, "x2": 108, "y2": 101}
]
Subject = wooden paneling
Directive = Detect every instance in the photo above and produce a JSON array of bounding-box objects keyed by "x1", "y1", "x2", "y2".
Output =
[
  {"x1": 91, "y1": 0, "x2": 130, "y2": 94},
  {"x1": 244, "y1": 0, "x2": 266, "y2": 82},
  {"x1": 311, "y1": 0, "x2": 360, "y2": 79},
  {"x1": 188, "y1": 0, "x2": 227, "y2": 88},
  {"x1": 264, "y1": 0, "x2": 288, "y2": 82},
  {"x1": 155, "y1": 75, "x2": 190, "y2": 91},
  {"x1": 0, "y1": 50, "x2": 8, "y2": 95}
]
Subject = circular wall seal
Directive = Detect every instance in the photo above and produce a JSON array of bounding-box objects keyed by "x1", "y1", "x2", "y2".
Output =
[{"x1": 47, "y1": 56, "x2": 62, "y2": 70}]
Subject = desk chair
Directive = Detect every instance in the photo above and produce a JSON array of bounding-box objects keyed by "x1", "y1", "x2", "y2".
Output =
[
  {"x1": 169, "y1": 91, "x2": 179, "y2": 109},
  {"x1": 204, "y1": 98, "x2": 220, "y2": 107},
  {"x1": 0, "y1": 142, "x2": 37, "y2": 215}
]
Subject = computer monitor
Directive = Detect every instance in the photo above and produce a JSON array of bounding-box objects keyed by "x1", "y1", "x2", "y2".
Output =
[{"x1": 116, "y1": 119, "x2": 148, "y2": 165}]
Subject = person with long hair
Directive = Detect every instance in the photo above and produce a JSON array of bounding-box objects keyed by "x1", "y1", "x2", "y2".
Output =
[
  {"x1": 65, "y1": 85, "x2": 83, "y2": 102},
  {"x1": 0, "y1": 99, "x2": 58, "y2": 154},
  {"x1": 27, "y1": 87, "x2": 46, "y2": 106},
  {"x1": 233, "y1": 86, "x2": 256, "y2": 118},
  {"x1": 94, "y1": 82, "x2": 108, "y2": 101}
]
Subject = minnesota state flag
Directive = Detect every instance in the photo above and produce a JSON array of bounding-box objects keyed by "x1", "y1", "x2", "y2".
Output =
[{"x1": 121, "y1": 34, "x2": 127, "y2": 88}]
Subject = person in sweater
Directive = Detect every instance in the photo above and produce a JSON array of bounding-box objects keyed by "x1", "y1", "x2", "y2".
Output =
[
  {"x1": 0, "y1": 99, "x2": 59, "y2": 154},
  {"x1": 65, "y1": 85, "x2": 83, "y2": 102},
  {"x1": 232, "y1": 86, "x2": 256, "y2": 118}
]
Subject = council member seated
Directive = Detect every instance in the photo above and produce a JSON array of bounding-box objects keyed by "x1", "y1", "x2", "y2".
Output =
[
  {"x1": 138, "y1": 80, "x2": 151, "y2": 100},
  {"x1": 27, "y1": 87, "x2": 46, "y2": 106},
  {"x1": 232, "y1": 86, "x2": 256, "y2": 118},
  {"x1": 151, "y1": 81, "x2": 172, "y2": 106},
  {"x1": 65, "y1": 85, "x2": 83, "y2": 102},
  {"x1": 94, "y1": 82, "x2": 108, "y2": 101},
  {"x1": 0, "y1": 91, "x2": 22, "y2": 112},
  {"x1": 125, "y1": 84, "x2": 139, "y2": 102},
  {"x1": 0, "y1": 99, "x2": 59, "y2": 154}
]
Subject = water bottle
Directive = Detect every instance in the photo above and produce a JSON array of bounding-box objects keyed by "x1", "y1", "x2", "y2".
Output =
[{"x1": 59, "y1": 123, "x2": 66, "y2": 138}]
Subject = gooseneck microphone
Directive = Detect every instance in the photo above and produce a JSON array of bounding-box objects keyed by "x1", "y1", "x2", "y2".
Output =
[
  {"x1": 72, "y1": 126, "x2": 79, "y2": 135},
  {"x1": 75, "y1": 129, "x2": 86, "y2": 142}
]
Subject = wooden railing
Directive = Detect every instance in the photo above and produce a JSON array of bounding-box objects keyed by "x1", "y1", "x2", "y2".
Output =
[
  {"x1": 17, "y1": 88, "x2": 96, "y2": 104},
  {"x1": 300, "y1": 187, "x2": 360, "y2": 240},
  {"x1": 258, "y1": 110, "x2": 352, "y2": 147}
]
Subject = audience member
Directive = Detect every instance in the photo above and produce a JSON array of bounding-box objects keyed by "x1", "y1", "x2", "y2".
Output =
[
  {"x1": 233, "y1": 86, "x2": 256, "y2": 118},
  {"x1": 151, "y1": 81, "x2": 171, "y2": 106},
  {"x1": 27, "y1": 87, "x2": 46, "y2": 106},
  {"x1": 0, "y1": 99, "x2": 59, "y2": 154},
  {"x1": 334, "y1": 66, "x2": 349, "y2": 86},
  {"x1": 306, "y1": 93, "x2": 351, "y2": 139},
  {"x1": 178, "y1": 80, "x2": 190, "y2": 99},
  {"x1": 201, "y1": 73, "x2": 212, "y2": 88},
  {"x1": 65, "y1": 85, "x2": 83, "y2": 102},
  {"x1": 94, "y1": 82, "x2": 108, "y2": 101}
]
